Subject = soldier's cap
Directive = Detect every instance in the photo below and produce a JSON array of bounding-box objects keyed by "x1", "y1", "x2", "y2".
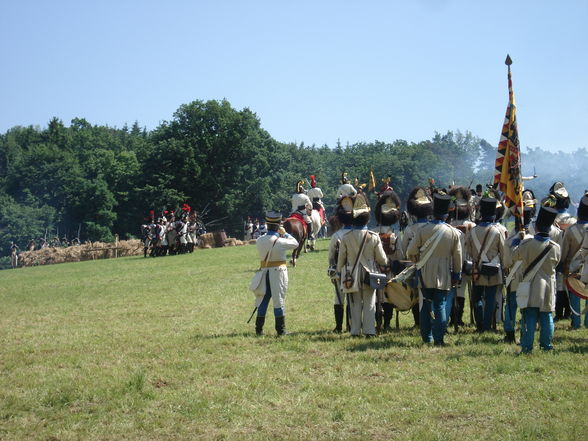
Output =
[
  {"x1": 550, "y1": 181, "x2": 568, "y2": 199},
  {"x1": 535, "y1": 206, "x2": 557, "y2": 231},
  {"x1": 265, "y1": 211, "x2": 282, "y2": 225}
]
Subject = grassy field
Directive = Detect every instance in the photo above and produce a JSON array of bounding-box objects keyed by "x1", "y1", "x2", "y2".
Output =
[{"x1": 1, "y1": 239, "x2": 587, "y2": 441}]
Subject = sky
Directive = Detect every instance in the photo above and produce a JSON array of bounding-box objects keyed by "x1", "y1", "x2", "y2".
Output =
[{"x1": 1, "y1": 0, "x2": 587, "y2": 152}]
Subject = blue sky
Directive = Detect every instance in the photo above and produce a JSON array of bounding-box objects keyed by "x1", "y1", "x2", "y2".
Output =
[{"x1": 1, "y1": 0, "x2": 586, "y2": 152}]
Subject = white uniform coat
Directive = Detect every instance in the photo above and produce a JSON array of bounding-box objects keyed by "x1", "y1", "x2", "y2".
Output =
[
  {"x1": 254, "y1": 232, "x2": 299, "y2": 309},
  {"x1": 291, "y1": 193, "x2": 312, "y2": 213},
  {"x1": 465, "y1": 224, "x2": 505, "y2": 286},
  {"x1": 512, "y1": 237, "x2": 561, "y2": 312},
  {"x1": 306, "y1": 187, "x2": 324, "y2": 201},
  {"x1": 407, "y1": 222, "x2": 462, "y2": 291}
]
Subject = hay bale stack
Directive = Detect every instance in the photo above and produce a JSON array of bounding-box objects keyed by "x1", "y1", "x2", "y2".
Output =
[
  {"x1": 18, "y1": 239, "x2": 144, "y2": 267},
  {"x1": 199, "y1": 233, "x2": 215, "y2": 248}
]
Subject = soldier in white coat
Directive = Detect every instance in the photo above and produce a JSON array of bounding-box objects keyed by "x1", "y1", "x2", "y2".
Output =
[
  {"x1": 407, "y1": 194, "x2": 462, "y2": 346},
  {"x1": 512, "y1": 206, "x2": 561, "y2": 353},
  {"x1": 336, "y1": 193, "x2": 388, "y2": 337},
  {"x1": 502, "y1": 206, "x2": 534, "y2": 343},
  {"x1": 373, "y1": 187, "x2": 403, "y2": 332},
  {"x1": 252, "y1": 211, "x2": 299, "y2": 336},
  {"x1": 541, "y1": 182, "x2": 575, "y2": 320},
  {"x1": 465, "y1": 198, "x2": 505, "y2": 333},
  {"x1": 560, "y1": 194, "x2": 588, "y2": 328},
  {"x1": 399, "y1": 186, "x2": 433, "y2": 327},
  {"x1": 328, "y1": 204, "x2": 354, "y2": 333},
  {"x1": 291, "y1": 180, "x2": 313, "y2": 238},
  {"x1": 447, "y1": 186, "x2": 476, "y2": 328},
  {"x1": 337, "y1": 172, "x2": 357, "y2": 198}
]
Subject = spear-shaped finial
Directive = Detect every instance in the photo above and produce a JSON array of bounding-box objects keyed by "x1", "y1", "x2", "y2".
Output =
[{"x1": 505, "y1": 54, "x2": 512, "y2": 66}]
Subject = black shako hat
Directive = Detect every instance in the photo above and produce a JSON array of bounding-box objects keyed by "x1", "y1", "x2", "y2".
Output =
[
  {"x1": 433, "y1": 193, "x2": 451, "y2": 217},
  {"x1": 480, "y1": 198, "x2": 497, "y2": 219},
  {"x1": 535, "y1": 206, "x2": 558, "y2": 232},
  {"x1": 577, "y1": 195, "x2": 588, "y2": 221}
]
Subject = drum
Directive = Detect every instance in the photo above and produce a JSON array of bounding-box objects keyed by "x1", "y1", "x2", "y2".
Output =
[
  {"x1": 385, "y1": 264, "x2": 418, "y2": 311},
  {"x1": 565, "y1": 276, "x2": 588, "y2": 300},
  {"x1": 385, "y1": 280, "x2": 417, "y2": 311}
]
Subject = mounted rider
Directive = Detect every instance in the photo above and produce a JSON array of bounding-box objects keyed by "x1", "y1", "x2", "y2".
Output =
[
  {"x1": 291, "y1": 179, "x2": 314, "y2": 240},
  {"x1": 306, "y1": 175, "x2": 325, "y2": 224},
  {"x1": 337, "y1": 172, "x2": 357, "y2": 198}
]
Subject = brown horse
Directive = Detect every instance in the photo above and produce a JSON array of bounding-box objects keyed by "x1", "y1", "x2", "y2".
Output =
[{"x1": 283, "y1": 217, "x2": 307, "y2": 266}]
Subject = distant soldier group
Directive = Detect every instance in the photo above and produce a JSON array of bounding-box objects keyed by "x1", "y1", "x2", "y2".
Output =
[
  {"x1": 249, "y1": 174, "x2": 588, "y2": 352},
  {"x1": 140, "y1": 204, "x2": 206, "y2": 257}
]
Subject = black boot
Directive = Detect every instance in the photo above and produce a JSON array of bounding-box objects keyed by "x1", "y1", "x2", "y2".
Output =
[
  {"x1": 275, "y1": 316, "x2": 287, "y2": 336},
  {"x1": 375, "y1": 304, "x2": 383, "y2": 334},
  {"x1": 412, "y1": 303, "x2": 420, "y2": 328},
  {"x1": 306, "y1": 222, "x2": 314, "y2": 240},
  {"x1": 333, "y1": 305, "x2": 344, "y2": 333},
  {"x1": 255, "y1": 316, "x2": 265, "y2": 335},
  {"x1": 455, "y1": 296, "x2": 465, "y2": 326},
  {"x1": 503, "y1": 330, "x2": 516, "y2": 344},
  {"x1": 554, "y1": 291, "x2": 565, "y2": 321},
  {"x1": 382, "y1": 303, "x2": 393, "y2": 332}
]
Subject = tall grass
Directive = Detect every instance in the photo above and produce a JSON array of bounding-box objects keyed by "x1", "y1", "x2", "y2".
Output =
[{"x1": 1, "y1": 240, "x2": 586, "y2": 440}]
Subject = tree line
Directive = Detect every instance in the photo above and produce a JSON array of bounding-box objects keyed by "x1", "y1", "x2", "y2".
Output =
[{"x1": 1, "y1": 99, "x2": 586, "y2": 257}]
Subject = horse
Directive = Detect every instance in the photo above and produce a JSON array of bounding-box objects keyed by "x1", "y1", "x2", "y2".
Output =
[
  {"x1": 328, "y1": 214, "x2": 342, "y2": 237},
  {"x1": 305, "y1": 209, "x2": 323, "y2": 251},
  {"x1": 283, "y1": 216, "x2": 307, "y2": 267}
]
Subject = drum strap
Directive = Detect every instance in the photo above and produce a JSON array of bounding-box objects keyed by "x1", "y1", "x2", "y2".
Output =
[
  {"x1": 415, "y1": 226, "x2": 445, "y2": 270},
  {"x1": 521, "y1": 243, "x2": 553, "y2": 282}
]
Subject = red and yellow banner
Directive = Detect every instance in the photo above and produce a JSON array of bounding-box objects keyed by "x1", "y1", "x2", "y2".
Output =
[{"x1": 494, "y1": 56, "x2": 524, "y2": 220}]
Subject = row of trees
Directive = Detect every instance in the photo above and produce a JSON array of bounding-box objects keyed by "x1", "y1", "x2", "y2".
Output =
[{"x1": 1, "y1": 99, "x2": 586, "y2": 256}]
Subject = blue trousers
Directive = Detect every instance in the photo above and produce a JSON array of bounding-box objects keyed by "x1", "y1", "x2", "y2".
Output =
[
  {"x1": 504, "y1": 291, "x2": 518, "y2": 333},
  {"x1": 520, "y1": 308, "x2": 553, "y2": 353},
  {"x1": 420, "y1": 288, "x2": 448, "y2": 344},
  {"x1": 569, "y1": 294, "x2": 588, "y2": 329},
  {"x1": 257, "y1": 272, "x2": 284, "y2": 318},
  {"x1": 472, "y1": 284, "x2": 498, "y2": 331}
]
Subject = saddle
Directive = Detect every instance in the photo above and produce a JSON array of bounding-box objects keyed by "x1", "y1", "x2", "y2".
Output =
[{"x1": 287, "y1": 213, "x2": 308, "y2": 234}]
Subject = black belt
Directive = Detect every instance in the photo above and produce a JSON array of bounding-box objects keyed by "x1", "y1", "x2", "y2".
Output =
[
  {"x1": 312, "y1": 197, "x2": 320, "y2": 202},
  {"x1": 297, "y1": 205, "x2": 306, "y2": 211}
]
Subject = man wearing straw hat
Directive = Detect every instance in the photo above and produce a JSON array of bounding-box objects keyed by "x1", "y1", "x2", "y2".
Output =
[{"x1": 252, "y1": 211, "x2": 299, "y2": 336}]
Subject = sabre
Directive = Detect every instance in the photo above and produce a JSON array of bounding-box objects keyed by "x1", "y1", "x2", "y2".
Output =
[{"x1": 247, "y1": 307, "x2": 258, "y2": 324}]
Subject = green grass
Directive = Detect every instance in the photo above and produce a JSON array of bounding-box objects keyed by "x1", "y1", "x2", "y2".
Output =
[{"x1": 1, "y1": 240, "x2": 587, "y2": 441}]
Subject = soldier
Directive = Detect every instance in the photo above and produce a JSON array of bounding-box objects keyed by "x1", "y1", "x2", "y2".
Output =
[
  {"x1": 306, "y1": 175, "x2": 324, "y2": 212},
  {"x1": 373, "y1": 186, "x2": 403, "y2": 332},
  {"x1": 399, "y1": 186, "x2": 433, "y2": 328},
  {"x1": 447, "y1": 186, "x2": 476, "y2": 328},
  {"x1": 244, "y1": 216, "x2": 254, "y2": 241},
  {"x1": 337, "y1": 172, "x2": 357, "y2": 198},
  {"x1": 502, "y1": 206, "x2": 534, "y2": 343},
  {"x1": 291, "y1": 180, "x2": 313, "y2": 239},
  {"x1": 336, "y1": 193, "x2": 388, "y2": 337},
  {"x1": 252, "y1": 211, "x2": 299, "y2": 336},
  {"x1": 465, "y1": 197, "x2": 505, "y2": 333},
  {"x1": 512, "y1": 206, "x2": 561, "y2": 353},
  {"x1": 10, "y1": 242, "x2": 19, "y2": 269},
  {"x1": 560, "y1": 194, "x2": 588, "y2": 329},
  {"x1": 407, "y1": 194, "x2": 462, "y2": 346},
  {"x1": 328, "y1": 203, "x2": 354, "y2": 333}
]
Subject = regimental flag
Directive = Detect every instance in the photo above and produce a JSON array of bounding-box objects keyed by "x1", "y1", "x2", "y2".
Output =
[
  {"x1": 368, "y1": 170, "x2": 377, "y2": 191},
  {"x1": 494, "y1": 55, "x2": 524, "y2": 220}
]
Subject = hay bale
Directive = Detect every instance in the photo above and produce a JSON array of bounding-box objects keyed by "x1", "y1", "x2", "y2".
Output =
[
  {"x1": 247, "y1": 239, "x2": 257, "y2": 245},
  {"x1": 199, "y1": 244, "x2": 212, "y2": 249},
  {"x1": 200, "y1": 233, "x2": 215, "y2": 248},
  {"x1": 224, "y1": 238, "x2": 237, "y2": 247}
]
